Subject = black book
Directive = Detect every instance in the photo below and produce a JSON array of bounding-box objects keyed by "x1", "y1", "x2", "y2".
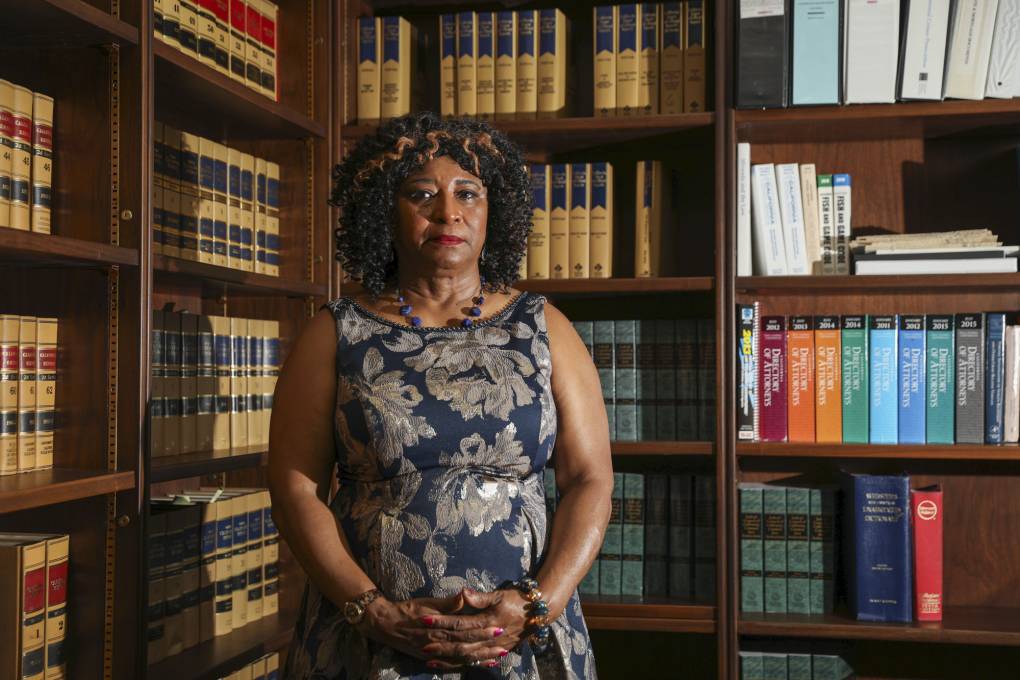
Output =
[{"x1": 736, "y1": 0, "x2": 791, "y2": 109}]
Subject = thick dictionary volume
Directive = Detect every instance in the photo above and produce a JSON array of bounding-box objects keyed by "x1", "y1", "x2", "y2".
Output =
[
  {"x1": 955, "y1": 313, "x2": 985, "y2": 443},
  {"x1": 527, "y1": 164, "x2": 550, "y2": 279},
  {"x1": 358, "y1": 17, "x2": 381, "y2": 122},
  {"x1": 17, "y1": 316, "x2": 37, "y2": 472},
  {"x1": 196, "y1": 0, "x2": 219, "y2": 68},
  {"x1": 438, "y1": 15, "x2": 456, "y2": 117},
  {"x1": 548, "y1": 164, "x2": 569, "y2": 279},
  {"x1": 736, "y1": 0, "x2": 790, "y2": 108},
  {"x1": 814, "y1": 316, "x2": 842, "y2": 443},
  {"x1": 985, "y1": 312, "x2": 1006, "y2": 443},
  {"x1": 669, "y1": 474, "x2": 692, "y2": 598},
  {"x1": 739, "y1": 484, "x2": 764, "y2": 612},
  {"x1": 588, "y1": 162, "x2": 613, "y2": 278},
  {"x1": 10, "y1": 85, "x2": 32, "y2": 231},
  {"x1": 843, "y1": 473, "x2": 912, "y2": 622},
  {"x1": 736, "y1": 304, "x2": 758, "y2": 441},
  {"x1": 926, "y1": 316, "x2": 955, "y2": 443},
  {"x1": 911, "y1": 484, "x2": 943, "y2": 621},
  {"x1": 594, "y1": 321, "x2": 616, "y2": 440},
  {"x1": 381, "y1": 17, "x2": 412, "y2": 119},
  {"x1": 787, "y1": 316, "x2": 815, "y2": 442},
  {"x1": 841, "y1": 315, "x2": 869, "y2": 443},
  {"x1": 660, "y1": 3, "x2": 684, "y2": 114},
  {"x1": 495, "y1": 12, "x2": 516, "y2": 118},
  {"x1": 616, "y1": 5, "x2": 639, "y2": 115},
  {"x1": 760, "y1": 316, "x2": 787, "y2": 442},
  {"x1": 762, "y1": 485, "x2": 787, "y2": 613},
  {"x1": 643, "y1": 473, "x2": 669, "y2": 596},
  {"x1": 0, "y1": 536, "x2": 47, "y2": 680},
  {"x1": 179, "y1": 0, "x2": 200, "y2": 55},
  {"x1": 0, "y1": 315, "x2": 18, "y2": 475},
  {"x1": 229, "y1": 0, "x2": 248, "y2": 82},
  {"x1": 0, "y1": 80, "x2": 13, "y2": 228},
  {"x1": 898, "y1": 316, "x2": 925, "y2": 444},
  {"x1": 594, "y1": 6, "x2": 617, "y2": 117},
  {"x1": 457, "y1": 12, "x2": 477, "y2": 118},
  {"x1": 537, "y1": 9, "x2": 568, "y2": 118},
  {"x1": 516, "y1": 10, "x2": 538, "y2": 118},
  {"x1": 476, "y1": 12, "x2": 496, "y2": 119},
  {"x1": 568, "y1": 163, "x2": 590, "y2": 278},
  {"x1": 786, "y1": 486, "x2": 810, "y2": 614},
  {"x1": 621, "y1": 473, "x2": 644, "y2": 596},
  {"x1": 34, "y1": 318, "x2": 57, "y2": 470},
  {"x1": 683, "y1": 0, "x2": 707, "y2": 113},
  {"x1": 30, "y1": 93, "x2": 53, "y2": 234},
  {"x1": 868, "y1": 315, "x2": 898, "y2": 444},
  {"x1": 638, "y1": 4, "x2": 659, "y2": 115}
]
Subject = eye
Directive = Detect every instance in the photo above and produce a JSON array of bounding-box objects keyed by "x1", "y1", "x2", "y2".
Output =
[
  {"x1": 406, "y1": 189, "x2": 434, "y2": 202},
  {"x1": 457, "y1": 189, "x2": 480, "y2": 201}
]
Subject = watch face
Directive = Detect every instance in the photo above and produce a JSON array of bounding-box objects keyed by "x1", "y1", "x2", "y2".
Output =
[{"x1": 344, "y1": 601, "x2": 364, "y2": 623}]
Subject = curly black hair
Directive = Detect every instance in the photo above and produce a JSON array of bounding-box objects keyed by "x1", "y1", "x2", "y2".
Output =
[{"x1": 331, "y1": 112, "x2": 533, "y2": 297}]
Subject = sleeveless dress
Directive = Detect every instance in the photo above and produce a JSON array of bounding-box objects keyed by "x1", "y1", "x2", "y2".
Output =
[{"x1": 284, "y1": 292, "x2": 598, "y2": 680}]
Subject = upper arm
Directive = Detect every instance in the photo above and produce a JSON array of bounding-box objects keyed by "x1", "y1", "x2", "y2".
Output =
[
  {"x1": 545, "y1": 302, "x2": 613, "y2": 490},
  {"x1": 268, "y1": 308, "x2": 339, "y2": 503}
]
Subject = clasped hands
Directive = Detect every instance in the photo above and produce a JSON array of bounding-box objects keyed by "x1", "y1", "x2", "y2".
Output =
[{"x1": 359, "y1": 587, "x2": 536, "y2": 671}]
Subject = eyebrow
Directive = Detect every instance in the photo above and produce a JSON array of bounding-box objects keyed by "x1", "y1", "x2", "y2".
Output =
[{"x1": 404, "y1": 177, "x2": 483, "y2": 189}]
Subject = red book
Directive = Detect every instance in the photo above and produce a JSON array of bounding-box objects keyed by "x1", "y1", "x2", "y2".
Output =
[
  {"x1": 911, "y1": 484, "x2": 943, "y2": 621},
  {"x1": 760, "y1": 316, "x2": 787, "y2": 442}
]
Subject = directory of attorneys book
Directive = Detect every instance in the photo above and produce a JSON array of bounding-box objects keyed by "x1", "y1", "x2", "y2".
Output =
[
  {"x1": 869, "y1": 316, "x2": 898, "y2": 444},
  {"x1": 955, "y1": 313, "x2": 985, "y2": 443},
  {"x1": 841, "y1": 315, "x2": 869, "y2": 443},
  {"x1": 898, "y1": 315, "x2": 925, "y2": 444},
  {"x1": 985, "y1": 312, "x2": 1006, "y2": 443},
  {"x1": 925, "y1": 315, "x2": 954, "y2": 443}
]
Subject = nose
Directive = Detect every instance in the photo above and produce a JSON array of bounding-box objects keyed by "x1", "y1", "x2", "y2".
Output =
[{"x1": 429, "y1": 189, "x2": 463, "y2": 225}]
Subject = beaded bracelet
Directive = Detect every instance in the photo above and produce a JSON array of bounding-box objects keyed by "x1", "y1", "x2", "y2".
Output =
[{"x1": 510, "y1": 577, "x2": 552, "y2": 654}]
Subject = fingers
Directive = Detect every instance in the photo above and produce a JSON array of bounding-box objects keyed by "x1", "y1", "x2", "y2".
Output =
[
  {"x1": 421, "y1": 640, "x2": 512, "y2": 670},
  {"x1": 424, "y1": 611, "x2": 499, "y2": 631},
  {"x1": 421, "y1": 624, "x2": 507, "y2": 644},
  {"x1": 460, "y1": 588, "x2": 502, "y2": 609}
]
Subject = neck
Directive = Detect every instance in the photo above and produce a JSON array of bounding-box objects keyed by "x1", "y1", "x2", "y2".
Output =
[{"x1": 395, "y1": 270, "x2": 482, "y2": 306}]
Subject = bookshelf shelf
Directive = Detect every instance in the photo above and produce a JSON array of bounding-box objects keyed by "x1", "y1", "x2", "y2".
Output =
[
  {"x1": 0, "y1": 469, "x2": 135, "y2": 514},
  {"x1": 153, "y1": 255, "x2": 327, "y2": 297},
  {"x1": 519, "y1": 277, "x2": 715, "y2": 296},
  {"x1": 342, "y1": 113, "x2": 715, "y2": 154},
  {"x1": 154, "y1": 42, "x2": 325, "y2": 140},
  {"x1": 147, "y1": 603, "x2": 298, "y2": 680},
  {"x1": 0, "y1": 0, "x2": 139, "y2": 48},
  {"x1": 612, "y1": 441, "x2": 714, "y2": 456},
  {"x1": 735, "y1": 273, "x2": 1020, "y2": 294},
  {"x1": 0, "y1": 228, "x2": 139, "y2": 268},
  {"x1": 736, "y1": 442, "x2": 1020, "y2": 461},
  {"x1": 738, "y1": 607, "x2": 1020, "y2": 646},
  {"x1": 150, "y1": 447, "x2": 270, "y2": 483},
  {"x1": 581, "y1": 597, "x2": 716, "y2": 634}
]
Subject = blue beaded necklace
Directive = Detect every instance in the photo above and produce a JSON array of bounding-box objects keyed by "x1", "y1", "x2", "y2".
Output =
[{"x1": 396, "y1": 278, "x2": 486, "y2": 328}]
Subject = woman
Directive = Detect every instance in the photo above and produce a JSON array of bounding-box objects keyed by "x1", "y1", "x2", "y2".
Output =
[{"x1": 270, "y1": 112, "x2": 613, "y2": 679}]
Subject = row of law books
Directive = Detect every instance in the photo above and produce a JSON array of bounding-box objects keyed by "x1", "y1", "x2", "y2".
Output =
[
  {"x1": 154, "y1": 0, "x2": 279, "y2": 101},
  {"x1": 217, "y1": 652, "x2": 280, "y2": 680},
  {"x1": 147, "y1": 488, "x2": 280, "y2": 664},
  {"x1": 154, "y1": 122, "x2": 281, "y2": 276},
  {"x1": 739, "y1": 649, "x2": 853, "y2": 680},
  {"x1": 593, "y1": 3, "x2": 707, "y2": 116},
  {"x1": 735, "y1": 146, "x2": 852, "y2": 277},
  {"x1": 737, "y1": 0, "x2": 1020, "y2": 107},
  {"x1": 0, "y1": 80, "x2": 53, "y2": 233},
  {"x1": 737, "y1": 306, "x2": 1020, "y2": 445},
  {"x1": 564, "y1": 472, "x2": 715, "y2": 599},
  {"x1": 356, "y1": 16, "x2": 416, "y2": 121},
  {"x1": 0, "y1": 533, "x2": 68, "y2": 680},
  {"x1": 574, "y1": 318, "x2": 715, "y2": 441},
  {"x1": 151, "y1": 310, "x2": 280, "y2": 458},
  {"x1": 741, "y1": 476, "x2": 944, "y2": 624},
  {"x1": 1, "y1": 315, "x2": 58, "y2": 475}
]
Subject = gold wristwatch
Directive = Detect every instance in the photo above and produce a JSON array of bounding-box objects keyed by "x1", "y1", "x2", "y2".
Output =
[{"x1": 343, "y1": 588, "x2": 383, "y2": 625}]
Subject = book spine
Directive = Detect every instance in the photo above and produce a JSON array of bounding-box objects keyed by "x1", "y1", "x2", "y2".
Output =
[
  {"x1": 675, "y1": 319, "x2": 698, "y2": 440},
  {"x1": 986, "y1": 312, "x2": 1006, "y2": 443},
  {"x1": 226, "y1": 148, "x2": 243, "y2": 271},
  {"x1": 776, "y1": 163, "x2": 809, "y2": 275},
  {"x1": 246, "y1": 320, "x2": 261, "y2": 448},
  {"x1": 195, "y1": 136, "x2": 217, "y2": 264},
  {"x1": 898, "y1": 316, "x2": 926, "y2": 444},
  {"x1": 643, "y1": 473, "x2": 669, "y2": 596},
  {"x1": 516, "y1": 10, "x2": 538, "y2": 117},
  {"x1": 636, "y1": 319, "x2": 657, "y2": 439},
  {"x1": 568, "y1": 163, "x2": 591, "y2": 278},
  {"x1": 153, "y1": 122, "x2": 165, "y2": 254},
  {"x1": 179, "y1": 314, "x2": 199, "y2": 455},
  {"x1": 1007, "y1": 325, "x2": 1020, "y2": 443},
  {"x1": 264, "y1": 321, "x2": 279, "y2": 433},
  {"x1": 809, "y1": 487, "x2": 835, "y2": 614},
  {"x1": 668, "y1": 474, "x2": 692, "y2": 598},
  {"x1": 760, "y1": 316, "x2": 787, "y2": 442},
  {"x1": 230, "y1": 495, "x2": 249, "y2": 630},
  {"x1": 180, "y1": 506, "x2": 201, "y2": 649},
  {"x1": 817, "y1": 174, "x2": 835, "y2": 274},
  {"x1": 527, "y1": 164, "x2": 550, "y2": 279},
  {"x1": 0, "y1": 315, "x2": 20, "y2": 475},
  {"x1": 537, "y1": 9, "x2": 568, "y2": 117},
  {"x1": 163, "y1": 511, "x2": 185, "y2": 656},
  {"x1": 213, "y1": 316, "x2": 231, "y2": 451},
  {"x1": 832, "y1": 174, "x2": 851, "y2": 275},
  {"x1": 243, "y1": 0, "x2": 263, "y2": 90},
  {"x1": 791, "y1": 0, "x2": 841, "y2": 105},
  {"x1": 10, "y1": 85, "x2": 32, "y2": 231},
  {"x1": 212, "y1": 0, "x2": 231, "y2": 74},
  {"x1": 230, "y1": 318, "x2": 249, "y2": 449},
  {"x1": 0, "y1": 80, "x2": 13, "y2": 229},
  {"x1": 30, "y1": 93, "x2": 53, "y2": 234},
  {"x1": 476, "y1": 12, "x2": 496, "y2": 119},
  {"x1": 634, "y1": 160, "x2": 652, "y2": 276},
  {"x1": 549, "y1": 163, "x2": 569, "y2": 278},
  {"x1": 739, "y1": 652, "x2": 765, "y2": 680},
  {"x1": 788, "y1": 652, "x2": 812, "y2": 676},
  {"x1": 17, "y1": 316, "x2": 37, "y2": 472},
  {"x1": 179, "y1": 0, "x2": 199, "y2": 55},
  {"x1": 229, "y1": 0, "x2": 248, "y2": 82},
  {"x1": 955, "y1": 313, "x2": 985, "y2": 443},
  {"x1": 495, "y1": 12, "x2": 517, "y2": 118},
  {"x1": 786, "y1": 486, "x2": 810, "y2": 614},
  {"x1": 911, "y1": 486, "x2": 943, "y2": 621},
  {"x1": 617, "y1": 4, "x2": 639, "y2": 115},
  {"x1": 787, "y1": 316, "x2": 815, "y2": 442},
  {"x1": 655, "y1": 319, "x2": 677, "y2": 440},
  {"x1": 438, "y1": 15, "x2": 456, "y2": 117},
  {"x1": 660, "y1": 3, "x2": 684, "y2": 114},
  {"x1": 588, "y1": 161, "x2": 613, "y2": 278},
  {"x1": 147, "y1": 514, "x2": 167, "y2": 663},
  {"x1": 846, "y1": 473, "x2": 912, "y2": 622},
  {"x1": 162, "y1": 126, "x2": 183, "y2": 258},
  {"x1": 214, "y1": 499, "x2": 235, "y2": 636},
  {"x1": 984, "y1": 0, "x2": 1019, "y2": 98},
  {"x1": 899, "y1": 0, "x2": 951, "y2": 99},
  {"x1": 869, "y1": 315, "x2": 899, "y2": 444},
  {"x1": 265, "y1": 652, "x2": 279, "y2": 679},
  {"x1": 262, "y1": 489, "x2": 279, "y2": 614},
  {"x1": 246, "y1": 490, "x2": 264, "y2": 621},
  {"x1": 697, "y1": 317, "x2": 716, "y2": 439},
  {"x1": 44, "y1": 535, "x2": 68, "y2": 679},
  {"x1": 814, "y1": 316, "x2": 842, "y2": 443},
  {"x1": 799, "y1": 164, "x2": 821, "y2": 273},
  {"x1": 683, "y1": 0, "x2": 707, "y2": 112},
  {"x1": 256, "y1": 158, "x2": 270, "y2": 274},
  {"x1": 198, "y1": 504, "x2": 216, "y2": 642},
  {"x1": 179, "y1": 132, "x2": 202, "y2": 264},
  {"x1": 692, "y1": 474, "x2": 715, "y2": 602},
  {"x1": 841, "y1": 315, "x2": 869, "y2": 443},
  {"x1": 621, "y1": 473, "x2": 645, "y2": 596},
  {"x1": 162, "y1": 312, "x2": 181, "y2": 457},
  {"x1": 736, "y1": 142, "x2": 751, "y2": 276},
  {"x1": 594, "y1": 6, "x2": 617, "y2": 117},
  {"x1": 34, "y1": 318, "x2": 56, "y2": 470},
  {"x1": 240, "y1": 154, "x2": 257, "y2": 273},
  {"x1": 762, "y1": 654, "x2": 789, "y2": 679},
  {"x1": 150, "y1": 311, "x2": 165, "y2": 460},
  {"x1": 736, "y1": 304, "x2": 758, "y2": 441},
  {"x1": 739, "y1": 484, "x2": 764, "y2": 612},
  {"x1": 259, "y1": 1, "x2": 277, "y2": 100},
  {"x1": 155, "y1": 0, "x2": 173, "y2": 45},
  {"x1": 638, "y1": 3, "x2": 659, "y2": 114},
  {"x1": 456, "y1": 12, "x2": 477, "y2": 117},
  {"x1": 593, "y1": 321, "x2": 616, "y2": 441},
  {"x1": 762, "y1": 485, "x2": 787, "y2": 613},
  {"x1": 196, "y1": 0, "x2": 219, "y2": 67},
  {"x1": 750, "y1": 163, "x2": 788, "y2": 275},
  {"x1": 614, "y1": 320, "x2": 637, "y2": 441}
]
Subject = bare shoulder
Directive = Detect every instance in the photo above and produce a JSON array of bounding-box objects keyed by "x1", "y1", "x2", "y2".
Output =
[
  {"x1": 285, "y1": 306, "x2": 338, "y2": 369},
  {"x1": 538, "y1": 297, "x2": 576, "y2": 340}
]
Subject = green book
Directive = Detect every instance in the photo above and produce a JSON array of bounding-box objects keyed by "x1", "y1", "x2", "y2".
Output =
[
  {"x1": 740, "y1": 651, "x2": 764, "y2": 680},
  {"x1": 655, "y1": 319, "x2": 677, "y2": 440},
  {"x1": 810, "y1": 488, "x2": 836, "y2": 613},
  {"x1": 840, "y1": 315, "x2": 869, "y2": 443},
  {"x1": 811, "y1": 654, "x2": 854, "y2": 680},
  {"x1": 739, "y1": 484, "x2": 764, "y2": 613},
  {"x1": 594, "y1": 321, "x2": 616, "y2": 441},
  {"x1": 763, "y1": 486, "x2": 787, "y2": 614},
  {"x1": 599, "y1": 472, "x2": 624, "y2": 594},
  {"x1": 696, "y1": 317, "x2": 716, "y2": 439},
  {"x1": 615, "y1": 321, "x2": 638, "y2": 441},
  {"x1": 636, "y1": 320, "x2": 657, "y2": 439},
  {"x1": 644, "y1": 473, "x2": 669, "y2": 596},
  {"x1": 788, "y1": 654, "x2": 812, "y2": 680},
  {"x1": 574, "y1": 321, "x2": 594, "y2": 356},
  {"x1": 762, "y1": 653, "x2": 789, "y2": 680},
  {"x1": 669, "y1": 474, "x2": 693, "y2": 598},
  {"x1": 621, "y1": 472, "x2": 645, "y2": 596},
  {"x1": 786, "y1": 487, "x2": 810, "y2": 614},
  {"x1": 693, "y1": 474, "x2": 716, "y2": 602},
  {"x1": 925, "y1": 315, "x2": 955, "y2": 444},
  {"x1": 675, "y1": 319, "x2": 699, "y2": 439}
]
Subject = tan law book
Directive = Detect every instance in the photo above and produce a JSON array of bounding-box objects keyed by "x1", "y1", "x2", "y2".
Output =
[
  {"x1": 244, "y1": 489, "x2": 265, "y2": 621},
  {"x1": 243, "y1": 0, "x2": 264, "y2": 92},
  {"x1": 0, "y1": 80, "x2": 13, "y2": 228},
  {"x1": 17, "y1": 316, "x2": 37, "y2": 472},
  {"x1": 638, "y1": 4, "x2": 659, "y2": 115},
  {"x1": 438, "y1": 15, "x2": 456, "y2": 117},
  {"x1": 42, "y1": 534, "x2": 68, "y2": 680},
  {"x1": 548, "y1": 163, "x2": 569, "y2": 279},
  {"x1": 634, "y1": 160, "x2": 664, "y2": 277},
  {"x1": 265, "y1": 653, "x2": 279, "y2": 678},
  {"x1": 213, "y1": 496, "x2": 236, "y2": 635},
  {"x1": 537, "y1": 9, "x2": 569, "y2": 118},
  {"x1": 9, "y1": 84, "x2": 32, "y2": 231},
  {"x1": 358, "y1": 17, "x2": 382, "y2": 122},
  {"x1": 213, "y1": 142, "x2": 231, "y2": 269},
  {"x1": 0, "y1": 315, "x2": 19, "y2": 475},
  {"x1": 799, "y1": 164, "x2": 822, "y2": 274},
  {"x1": 162, "y1": 127, "x2": 184, "y2": 258},
  {"x1": 264, "y1": 161, "x2": 280, "y2": 276},
  {"x1": 30, "y1": 93, "x2": 53, "y2": 234},
  {"x1": 381, "y1": 16, "x2": 414, "y2": 119},
  {"x1": 196, "y1": 314, "x2": 216, "y2": 451},
  {"x1": 0, "y1": 536, "x2": 48, "y2": 680},
  {"x1": 150, "y1": 310, "x2": 165, "y2": 460},
  {"x1": 527, "y1": 164, "x2": 550, "y2": 279},
  {"x1": 456, "y1": 12, "x2": 477, "y2": 117},
  {"x1": 262, "y1": 320, "x2": 279, "y2": 438},
  {"x1": 261, "y1": 489, "x2": 279, "y2": 615},
  {"x1": 229, "y1": 317, "x2": 249, "y2": 450},
  {"x1": 476, "y1": 12, "x2": 496, "y2": 118},
  {"x1": 161, "y1": 311, "x2": 182, "y2": 457},
  {"x1": 179, "y1": 128, "x2": 204, "y2": 263},
  {"x1": 228, "y1": 0, "x2": 248, "y2": 82},
  {"x1": 683, "y1": 0, "x2": 707, "y2": 113},
  {"x1": 177, "y1": 503, "x2": 201, "y2": 650},
  {"x1": 211, "y1": 0, "x2": 231, "y2": 76},
  {"x1": 589, "y1": 162, "x2": 614, "y2": 278},
  {"x1": 495, "y1": 11, "x2": 517, "y2": 118},
  {"x1": 660, "y1": 2, "x2": 685, "y2": 114},
  {"x1": 245, "y1": 319, "x2": 261, "y2": 448},
  {"x1": 178, "y1": 0, "x2": 201, "y2": 57},
  {"x1": 179, "y1": 313, "x2": 199, "y2": 455},
  {"x1": 241, "y1": 153, "x2": 257, "y2": 273},
  {"x1": 516, "y1": 10, "x2": 539, "y2": 118},
  {"x1": 594, "y1": 6, "x2": 617, "y2": 118},
  {"x1": 34, "y1": 318, "x2": 56, "y2": 470},
  {"x1": 227, "y1": 147, "x2": 244, "y2": 271},
  {"x1": 211, "y1": 316, "x2": 232, "y2": 451},
  {"x1": 616, "y1": 5, "x2": 640, "y2": 116},
  {"x1": 195, "y1": 0, "x2": 219, "y2": 68},
  {"x1": 568, "y1": 163, "x2": 591, "y2": 278},
  {"x1": 259, "y1": 1, "x2": 279, "y2": 100},
  {"x1": 250, "y1": 657, "x2": 267, "y2": 680},
  {"x1": 253, "y1": 158, "x2": 268, "y2": 274}
]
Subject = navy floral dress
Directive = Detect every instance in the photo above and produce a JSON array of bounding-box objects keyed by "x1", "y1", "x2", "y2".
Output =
[{"x1": 284, "y1": 292, "x2": 597, "y2": 680}]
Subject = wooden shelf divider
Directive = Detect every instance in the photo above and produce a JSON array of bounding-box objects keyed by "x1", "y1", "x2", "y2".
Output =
[
  {"x1": 520, "y1": 277, "x2": 714, "y2": 296},
  {"x1": 736, "y1": 273, "x2": 1020, "y2": 294},
  {"x1": 0, "y1": 228, "x2": 138, "y2": 268},
  {"x1": 0, "y1": 469, "x2": 135, "y2": 514},
  {"x1": 153, "y1": 255, "x2": 327, "y2": 297},
  {"x1": 0, "y1": 0, "x2": 139, "y2": 48},
  {"x1": 612, "y1": 441, "x2": 714, "y2": 456},
  {"x1": 737, "y1": 442, "x2": 1020, "y2": 461},
  {"x1": 151, "y1": 447, "x2": 270, "y2": 483},
  {"x1": 581, "y1": 596, "x2": 716, "y2": 634}
]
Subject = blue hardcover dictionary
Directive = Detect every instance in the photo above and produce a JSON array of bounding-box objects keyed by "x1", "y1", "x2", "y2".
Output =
[
  {"x1": 986, "y1": 312, "x2": 1006, "y2": 444},
  {"x1": 791, "y1": 0, "x2": 842, "y2": 105},
  {"x1": 898, "y1": 315, "x2": 925, "y2": 444},
  {"x1": 869, "y1": 316, "x2": 898, "y2": 444},
  {"x1": 842, "y1": 472, "x2": 913, "y2": 622}
]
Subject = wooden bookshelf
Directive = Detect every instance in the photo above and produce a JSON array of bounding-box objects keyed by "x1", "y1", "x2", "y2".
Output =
[
  {"x1": 0, "y1": 0, "x2": 139, "y2": 48},
  {"x1": 150, "y1": 447, "x2": 270, "y2": 483},
  {"x1": 735, "y1": 273, "x2": 1020, "y2": 293},
  {"x1": 0, "y1": 228, "x2": 139, "y2": 267},
  {"x1": 519, "y1": 276, "x2": 715, "y2": 296},
  {"x1": 153, "y1": 255, "x2": 328, "y2": 297},
  {"x1": 0, "y1": 469, "x2": 135, "y2": 514},
  {"x1": 612, "y1": 441, "x2": 714, "y2": 456},
  {"x1": 582, "y1": 597, "x2": 716, "y2": 634},
  {"x1": 736, "y1": 442, "x2": 1020, "y2": 461}
]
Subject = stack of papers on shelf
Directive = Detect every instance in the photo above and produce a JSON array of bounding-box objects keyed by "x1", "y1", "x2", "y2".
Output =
[{"x1": 850, "y1": 230, "x2": 1018, "y2": 275}]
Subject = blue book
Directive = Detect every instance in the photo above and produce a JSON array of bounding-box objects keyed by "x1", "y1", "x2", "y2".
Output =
[
  {"x1": 869, "y1": 315, "x2": 898, "y2": 444},
  {"x1": 791, "y1": 0, "x2": 842, "y2": 105},
  {"x1": 986, "y1": 312, "x2": 1006, "y2": 444},
  {"x1": 898, "y1": 315, "x2": 925, "y2": 444},
  {"x1": 842, "y1": 473, "x2": 912, "y2": 622},
  {"x1": 925, "y1": 315, "x2": 955, "y2": 444}
]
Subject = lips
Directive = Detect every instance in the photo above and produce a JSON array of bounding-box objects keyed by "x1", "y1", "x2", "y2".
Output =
[{"x1": 433, "y1": 235, "x2": 465, "y2": 245}]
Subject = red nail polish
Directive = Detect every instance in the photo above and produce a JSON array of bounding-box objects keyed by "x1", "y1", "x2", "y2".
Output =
[
  {"x1": 499, "y1": 649, "x2": 509, "y2": 658},
  {"x1": 493, "y1": 627, "x2": 504, "y2": 637},
  {"x1": 421, "y1": 615, "x2": 435, "y2": 626},
  {"x1": 487, "y1": 661, "x2": 499, "y2": 668}
]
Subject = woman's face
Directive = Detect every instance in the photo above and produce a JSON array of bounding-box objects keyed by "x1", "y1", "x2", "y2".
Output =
[{"x1": 393, "y1": 155, "x2": 488, "y2": 276}]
